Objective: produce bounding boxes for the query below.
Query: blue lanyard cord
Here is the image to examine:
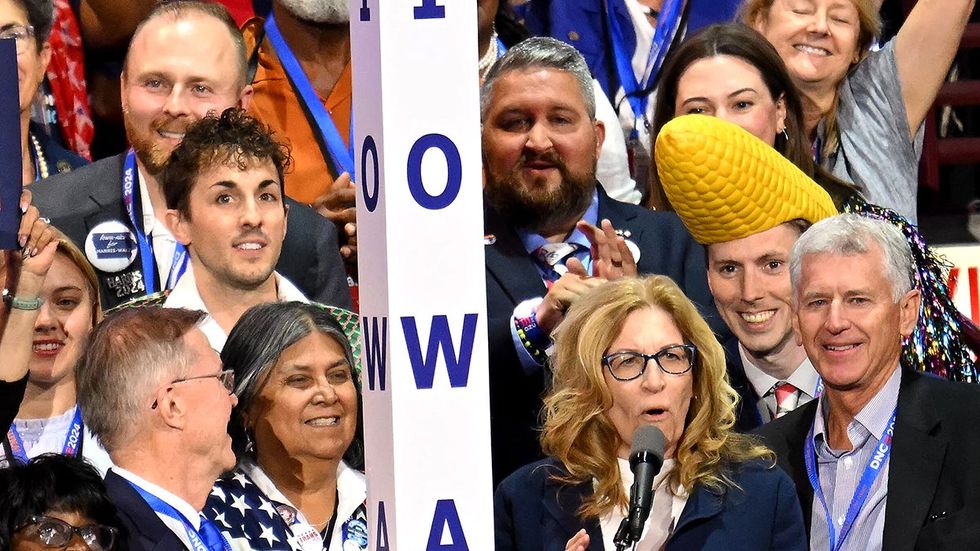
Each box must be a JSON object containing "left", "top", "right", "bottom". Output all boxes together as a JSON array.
[
  {"left": 128, "top": 482, "right": 231, "bottom": 551},
  {"left": 122, "top": 150, "right": 189, "bottom": 294},
  {"left": 264, "top": 14, "right": 355, "bottom": 180},
  {"left": 5, "top": 406, "right": 84, "bottom": 462},
  {"left": 805, "top": 408, "right": 896, "bottom": 551},
  {"left": 604, "top": 0, "right": 684, "bottom": 135}
]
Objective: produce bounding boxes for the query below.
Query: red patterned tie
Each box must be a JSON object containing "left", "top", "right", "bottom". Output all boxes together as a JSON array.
[{"left": 773, "top": 382, "right": 800, "bottom": 419}]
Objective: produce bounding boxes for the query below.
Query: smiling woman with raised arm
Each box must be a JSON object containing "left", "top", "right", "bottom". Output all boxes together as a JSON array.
[
  {"left": 740, "top": 0, "right": 975, "bottom": 223},
  {"left": 494, "top": 275, "right": 806, "bottom": 551},
  {"left": 204, "top": 301, "right": 367, "bottom": 551}
]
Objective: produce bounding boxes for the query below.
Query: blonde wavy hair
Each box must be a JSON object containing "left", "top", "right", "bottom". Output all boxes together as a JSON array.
[
  {"left": 540, "top": 275, "right": 773, "bottom": 519},
  {"left": 739, "top": 0, "right": 882, "bottom": 161}
]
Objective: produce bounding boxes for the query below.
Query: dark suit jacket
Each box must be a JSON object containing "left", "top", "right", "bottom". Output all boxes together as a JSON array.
[
  {"left": 494, "top": 457, "right": 807, "bottom": 550},
  {"left": 724, "top": 335, "right": 766, "bottom": 433},
  {"left": 485, "top": 188, "right": 726, "bottom": 485},
  {"left": 519, "top": 0, "right": 741, "bottom": 102},
  {"left": 104, "top": 469, "right": 189, "bottom": 551},
  {"left": 30, "top": 154, "right": 352, "bottom": 310},
  {"left": 755, "top": 369, "right": 980, "bottom": 550}
]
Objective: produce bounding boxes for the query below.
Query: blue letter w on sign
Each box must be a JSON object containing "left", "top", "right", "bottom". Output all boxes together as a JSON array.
[
  {"left": 401, "top": 314, "right": 478, "bottom": 389},
  {"left": 362, "top": 316, "right": 388, "bottom": 391}
]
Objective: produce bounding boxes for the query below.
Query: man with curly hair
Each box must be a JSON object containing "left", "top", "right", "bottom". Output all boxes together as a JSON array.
[{"left": 155, "top": 108, "right": 308, "bottom": 351}]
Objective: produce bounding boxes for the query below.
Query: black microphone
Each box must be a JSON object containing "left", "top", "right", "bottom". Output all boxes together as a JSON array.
[{"left": 614, "top": 425, "right": 666, "bottom": 550}]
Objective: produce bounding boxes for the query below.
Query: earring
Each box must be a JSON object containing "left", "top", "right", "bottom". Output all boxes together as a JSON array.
[
  {"left": 245, "top": 430, "right": 255, "bottom": 453},
  {"left": 781, "top": 128, "right": 789, "bottom": 142}
]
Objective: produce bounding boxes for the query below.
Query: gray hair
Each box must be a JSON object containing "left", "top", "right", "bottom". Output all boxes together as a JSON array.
[
  {"left": 480, "top": 36, "right": 596, "bottom": 120},
  {"left": 221, "top": 302, "right": 363, "bottom": 468},
  {"left": 789, "top": 214, "right": 914, "bottom": 302},
  {"left": 76, "top": 307, "right": 206, "bottom": 452}
]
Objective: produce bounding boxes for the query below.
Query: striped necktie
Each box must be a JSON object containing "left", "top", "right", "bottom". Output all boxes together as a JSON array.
[{"left": 772, "top": 381, "right": 800, "bottom": 419}]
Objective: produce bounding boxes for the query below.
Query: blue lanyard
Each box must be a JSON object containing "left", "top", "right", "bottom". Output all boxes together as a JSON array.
[
  {"left": 5, "top": 406, "right": 84, "bottom": 462},
  {"left": 128, "top": 482, "right": 231, "bottom": 551},
  {"left": 264, "top": 14, "right": 355, "bottom": 180},
  {"left": 122, "top": 150, "right": 188, "bottom": 294},
  {"left": 604, "top": 0, "right": 684, "bottom": 138},
  {"left": 805, "top": 408, "right": 897, "bottom": 551},
  {"left": 496, "top": 37, "right": 507, "bottom": 58}
]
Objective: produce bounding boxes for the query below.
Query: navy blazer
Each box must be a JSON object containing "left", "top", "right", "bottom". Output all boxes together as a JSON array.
[
  {"left": 104, "top": 469, "right": 189, "bottom": 551},
  {"left": 756, "top": 369, "right": 980, "bottom": 550},
  {"left": 30, "top": 153, "right": 352, "bottom": 310},
  {"left": 495, "top": 457, "right": 807, "bottom": 550},
  {"left": 724, "top": 335, "right": 767, "bottom": 433},
  {"left": 485, "top": 188, "right": 726, "bottom": 486},
  {"left": 519, "top": 0, "right": 742, "bottom": 103}
]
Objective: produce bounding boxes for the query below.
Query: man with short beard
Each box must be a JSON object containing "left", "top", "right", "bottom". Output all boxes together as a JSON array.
[
  {"left": 29, "top": 1, "right": 351, "bottom": 311},
  {"left": 481, "top": 37, "right": 720, "bottom": 485},
  {"left": 242, "top": 0, "right": 359, "bottom": 271}
]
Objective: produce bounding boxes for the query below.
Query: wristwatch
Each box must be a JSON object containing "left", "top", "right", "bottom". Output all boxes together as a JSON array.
[{"left": 2, "top": 290, "right": 44, "bottom": 310}]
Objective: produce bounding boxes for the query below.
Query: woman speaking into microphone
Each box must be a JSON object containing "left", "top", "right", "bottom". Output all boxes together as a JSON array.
[{"left": 494, "top": 275, "right": 806, "bottom": 550}]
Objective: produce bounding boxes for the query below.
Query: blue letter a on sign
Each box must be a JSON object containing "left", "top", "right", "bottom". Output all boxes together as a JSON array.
[
  {"left": 426, "top": 499, "right": 469, "bottom": 550},
  {"left": 362, "top": 316, "right": 388, "bottom": 391},
  {"left": 401, "top": 314, "right": 478, "bottom": 389},
  {"left": 376, "top": 501, "right": 390, "bottom": 551}
]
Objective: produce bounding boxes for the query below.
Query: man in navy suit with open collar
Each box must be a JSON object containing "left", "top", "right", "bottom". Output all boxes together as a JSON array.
[
  {"left": 480, "top": 37, "right": 720, "bottom": 486},
  {"left": 757, "top": 214, "right": 980, "bottom": 550}
]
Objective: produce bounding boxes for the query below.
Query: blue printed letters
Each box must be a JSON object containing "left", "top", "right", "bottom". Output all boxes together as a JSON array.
[
  {"left": 406, "top": 134, "right": 462, "bottom": 210},
  {"left": 401, "top": 314, "right": 477, "bottom": 389},
  {"left": 426, "top": 499, "right": 468, "bottom": 550},
  {"left": 363, "top": 316, "right": 388, "bottom": 391}
]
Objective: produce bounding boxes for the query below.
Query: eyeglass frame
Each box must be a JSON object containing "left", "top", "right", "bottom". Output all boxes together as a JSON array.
[
  {"left": 601, "top": 344, "right": 698, "bottom": 381},
  {"left": 0, "top": 24, "right": 37, "bottom": 56},
  {"left": 151, "top": 369, "right": 236, "bottom": 409},
  {"left": 14, "top": 514, "right": 118, "bottom": 550}
]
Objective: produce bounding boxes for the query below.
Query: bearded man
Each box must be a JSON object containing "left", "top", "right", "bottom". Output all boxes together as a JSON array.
[{"left": 480, "top": 37, "right": 720, "bottom": 485}]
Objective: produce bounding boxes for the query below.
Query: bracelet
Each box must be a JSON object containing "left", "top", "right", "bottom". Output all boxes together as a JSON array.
[
  {"left": 2, "top": 290, "right": 44, "bottom": 311},
  {"left": 514, "top": 310, "right": 551, "bottom": 365}
]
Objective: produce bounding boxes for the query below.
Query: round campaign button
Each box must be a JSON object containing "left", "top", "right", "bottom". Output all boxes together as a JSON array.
[{"left": 84, "top": 220, "right": 138, "bottom": 273}]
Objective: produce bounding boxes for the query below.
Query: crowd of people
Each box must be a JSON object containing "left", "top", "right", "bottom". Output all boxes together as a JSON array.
[{"left": 0, "top": 0, "right": 978, "bottom": 550}]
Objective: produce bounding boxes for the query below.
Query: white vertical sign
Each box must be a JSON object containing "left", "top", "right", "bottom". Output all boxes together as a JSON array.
[{"left": 350, "top": 1, "right": 493, "bottom": 549}]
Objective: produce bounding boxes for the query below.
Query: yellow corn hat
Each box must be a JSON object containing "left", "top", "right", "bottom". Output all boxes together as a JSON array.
[{"left": 655, "top": 115, "right": 837, "bottom": 245}]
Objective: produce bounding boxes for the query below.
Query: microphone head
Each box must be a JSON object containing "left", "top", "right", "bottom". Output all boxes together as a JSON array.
[{"left": 629, "top": 425, "right": 666, "bottom": 470}]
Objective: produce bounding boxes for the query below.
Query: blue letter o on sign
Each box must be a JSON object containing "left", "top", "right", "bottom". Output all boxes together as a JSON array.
[
  {"left": 407, "top": 134, "right": 461, "bottom": 211},
  {"left": 362, "top": 135, "right": 380, "bottom": 212}
]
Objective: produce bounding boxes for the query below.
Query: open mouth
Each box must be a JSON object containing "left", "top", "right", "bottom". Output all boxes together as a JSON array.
[
  {"left": 33, "top": 341, "right": 63, "bottom": 355},
  {"left": 643, "top": 408, "right": 667, "bottom": 418},
  {"left": 305, "top": 416, "right": 339, "bottom": 427},
  {"left": 157, "top": 130, "right": 186, "bottom": 140},
  {"left": 740, "top": 310, "right": 776, "bottom": 324},
  {"left": 824, "top": 343, "right": 860, "bottom": 352},
  {"left": 235, "top": 242, "right": 265, "bottom": 251},
  {"left": 794, "top": 44, "right": 831, "bottom": 57}
]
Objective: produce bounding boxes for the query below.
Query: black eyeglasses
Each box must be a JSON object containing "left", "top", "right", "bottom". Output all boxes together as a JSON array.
[
  {"left": 602, "top": 344, "right": 697, "bottom": 381},
  {"left": 15, "top": 515, "right": 118, "bottom": 550},
  {"left": 0, "top": 24, "right": 36, "bottom": 55},
  {"left": 151, "top": 369, "right": 235, "bottom": 409}
]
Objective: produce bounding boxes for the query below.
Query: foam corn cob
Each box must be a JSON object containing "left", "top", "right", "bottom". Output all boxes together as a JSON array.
[{"left": 655, "top": 114, "right": 837, "bottom": 245}]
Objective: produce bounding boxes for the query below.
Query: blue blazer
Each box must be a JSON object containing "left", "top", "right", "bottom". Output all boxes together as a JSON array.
[
  {"left": 484, "top": 187, "right": 725, "bottom": 486},
  {"left": 495, "top": 457, "right": 807, "bottom": 551},
  {"left": 518, "top": 0, "right": 742, "bottom": 103}
]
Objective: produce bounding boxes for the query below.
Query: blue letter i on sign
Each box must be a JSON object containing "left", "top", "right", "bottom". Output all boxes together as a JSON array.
[
  {"left": 413, "top": 0, "right": 446, "bottom": 19},
  {"left": 359, "top": 0, "right": 370, "bottom": 21}
]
